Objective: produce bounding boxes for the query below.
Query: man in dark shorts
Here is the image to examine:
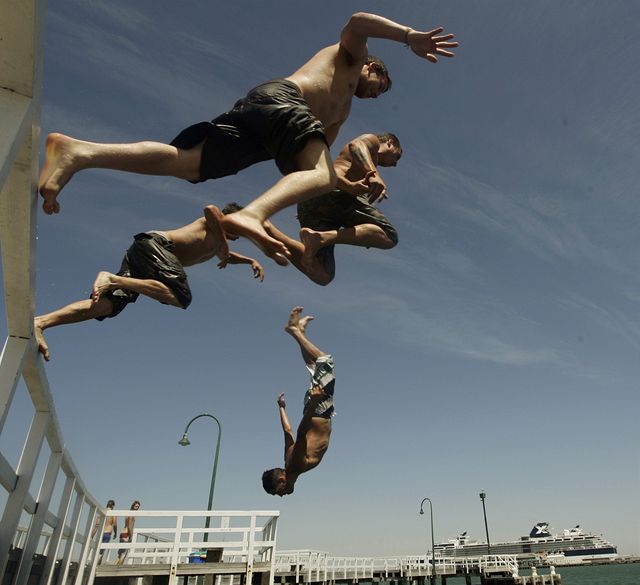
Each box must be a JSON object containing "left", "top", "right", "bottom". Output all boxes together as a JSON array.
[
  {"left": 34, "top": 204, "right": 264, "bottom": 362},
  {"left": 262, "top": 307, "right": 335, "bottom": 497},
  {"left": 264, "top": 133, "right": 402, "bottom": 285},
  {"left": 38, "top": 12, "right": 456, "bottom": 264}
]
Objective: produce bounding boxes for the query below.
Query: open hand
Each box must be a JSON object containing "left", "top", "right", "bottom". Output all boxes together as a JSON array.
[{"left": 407, "top": 27, "right": 458, "bottom": 63}]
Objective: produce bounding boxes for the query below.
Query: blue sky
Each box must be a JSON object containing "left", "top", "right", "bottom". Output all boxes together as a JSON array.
[{"left": 1, "top": 0, "right": 639, "bottom": 556}]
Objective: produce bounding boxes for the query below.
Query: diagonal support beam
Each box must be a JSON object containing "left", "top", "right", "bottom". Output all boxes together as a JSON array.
[{"left": 0, "top": 335, "right": 30, "bottom": 433}]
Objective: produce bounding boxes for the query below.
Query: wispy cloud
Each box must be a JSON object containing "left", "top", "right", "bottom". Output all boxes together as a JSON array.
[
  {"left": 396, "top": 155, "right": 634, "bottom": 277},
  {"left": 46, "top": 11, "right": 239, "bottom": 129},
  {"left": 558, "top": 293, "right": 640, "bottom": 351}
]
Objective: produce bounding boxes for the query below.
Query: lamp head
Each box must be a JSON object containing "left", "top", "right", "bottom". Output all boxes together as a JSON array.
[
  {"left": 178, "top": 434, "right": 191, "bottom": 446},
  {"left": 419, "top": 507, "right": 425, "bottom": 515},
  {"left": 479, "top": 491, "right": 486, "bottom": 500}
]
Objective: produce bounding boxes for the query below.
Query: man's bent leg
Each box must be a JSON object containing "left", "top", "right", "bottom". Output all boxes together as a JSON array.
[
  {"left": 35, "top": 298, "right": 114, "bottom": 361},
  {"left": 92, "top": 272, "right": 182, "bottom": 307},
  {"left": 220, "top": 139, "right": 337, "bottom": 264},
  {"left": 38, "top": 133, "right": 203, "bottom": 214},
  {"left": 265, "top": 222, "right": 333, "bottom": 285},
  {"left": 300, "top": 223, "right": 395, "bottom": 264}
]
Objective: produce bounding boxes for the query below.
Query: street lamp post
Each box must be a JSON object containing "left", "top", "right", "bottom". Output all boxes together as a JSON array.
[
  {"left": 419, "top": 498, "right": 436, "bottom": 585},
  {"left": 479, "top": 491, "right": 491, "bottom": 555},
  {"left": 179, "top": 413, "right": 222, "bottom": 543}
]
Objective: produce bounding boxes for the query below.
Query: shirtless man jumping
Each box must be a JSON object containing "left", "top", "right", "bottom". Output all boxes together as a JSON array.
[
  {"left": 34, "top": 204, "right": 263, "bottom": 361},
  {"left": 38, "top": 12, "right": 457, "bottom": 264},
  {"left": 265, "top": 132, "right": 402, "bottom": 285},
  {"left": 262, "top": 307, "right": 335, "bottom": 497}
]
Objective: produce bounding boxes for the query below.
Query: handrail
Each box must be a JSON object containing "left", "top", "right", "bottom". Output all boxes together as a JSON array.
[
  {"left": 89, "top": 509, "right": 279, "bottom": 585},
  {"left": 273, "top": 550, "right": 522, "bottom": 581}
]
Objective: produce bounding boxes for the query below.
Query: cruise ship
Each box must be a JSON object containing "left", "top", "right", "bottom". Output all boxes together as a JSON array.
[{"left": 435, "top": 523, "right": 618, "bottom": 565}]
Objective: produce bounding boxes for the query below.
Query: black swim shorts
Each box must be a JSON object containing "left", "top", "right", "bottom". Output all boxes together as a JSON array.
[
  {"left": 297, "top": 191, "right": 399, "bottom": 277},
  {"left": 170, "top": 79, "right": 327, "bottom": 181},
  {"left": 97, "top": 232, "right": 192, "bottom": 321}
]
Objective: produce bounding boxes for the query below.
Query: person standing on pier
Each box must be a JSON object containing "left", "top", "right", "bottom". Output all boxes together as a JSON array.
[
  {"left": 116, "top": 500, "right": 141, "bottom": 565},
  {"left": 92, "top": 499, "right": 117, "bottom": 565},
  {"left": 262, "top": 307, "right": 335, "bottom": 496}
]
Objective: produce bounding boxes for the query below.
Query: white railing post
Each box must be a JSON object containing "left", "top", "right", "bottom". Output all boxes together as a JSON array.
[
  {"left": 266, "top": 516, "right": 278, "bottom": 585},
  {"left": 42, "top": 474, "right": 75, "bottom": 585},
  {"left": 168, "top": 513, "right": 184, "bottom": 585},
  {"left": 245, "top": 513, "right": 257, "bottom": 585},
  {"left": 74, "top": 501, "right": 97, "bottom": 585},
  {"left": 86, "top": 508, "right": 106, "bottom": 585},
  {"left": 56, "top": 492, "right": 84, "bottom": 585},
  {"left": 14, "top": 450, "right": 62, "bottom": 585},
  {"left": 0, "top": 409, "right": 49, "bottom": 576}
]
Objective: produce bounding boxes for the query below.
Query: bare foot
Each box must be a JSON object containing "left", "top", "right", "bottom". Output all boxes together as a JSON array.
[
  {"left": 34, "top": 319, "right": 50, "bottom": 362},
  {"left": 299, "top": 228, "right": 325, "bottom": 269},
  {"left": 222, "top": 211, "right": 290, "bottom": 266},
  {"left": 92, "top": 271, "right": 115, "bottom": 304},
  {"left": 203, "top": 205, "right": 230, "bottom": 262},
  {"left": 38, "top": 133, "right": 83, "bottom": 215},
  {"left": 285, "top": 306, "right": 314, "bottom": 335}
]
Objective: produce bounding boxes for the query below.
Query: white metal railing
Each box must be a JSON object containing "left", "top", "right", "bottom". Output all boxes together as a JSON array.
[
  {"left": 91, "top": 510, "right": 279, "bottom": 585},
  {"left": 371, "top": 556, "right": 403, "bottom": 578},
  {"left": 274, "top": 550, "right": 329, "bottom": 582},
  {"left": 275, "top": 551, "right": 520, "bottom": 583},
  {"left": 275, "top": 551, "right": 403, "bottom": 582},
  {"left": 478, "top": 554, "right": 519, "bottom": 574}
]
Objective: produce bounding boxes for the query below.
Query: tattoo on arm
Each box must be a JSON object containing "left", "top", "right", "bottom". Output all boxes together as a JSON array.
[{"left": 348, "top": 138, "right": 377, "bottom": 174}]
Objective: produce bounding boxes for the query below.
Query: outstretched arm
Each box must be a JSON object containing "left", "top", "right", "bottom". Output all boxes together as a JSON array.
[
  {"left": 277, "top": 393, "right": 295, "bottom": 462},
  {"left": 340, "top": 12, "right": 458, "bottom": 63},
  {"left": 217, "top": 251, "right": 265, "bottom": 281}
]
